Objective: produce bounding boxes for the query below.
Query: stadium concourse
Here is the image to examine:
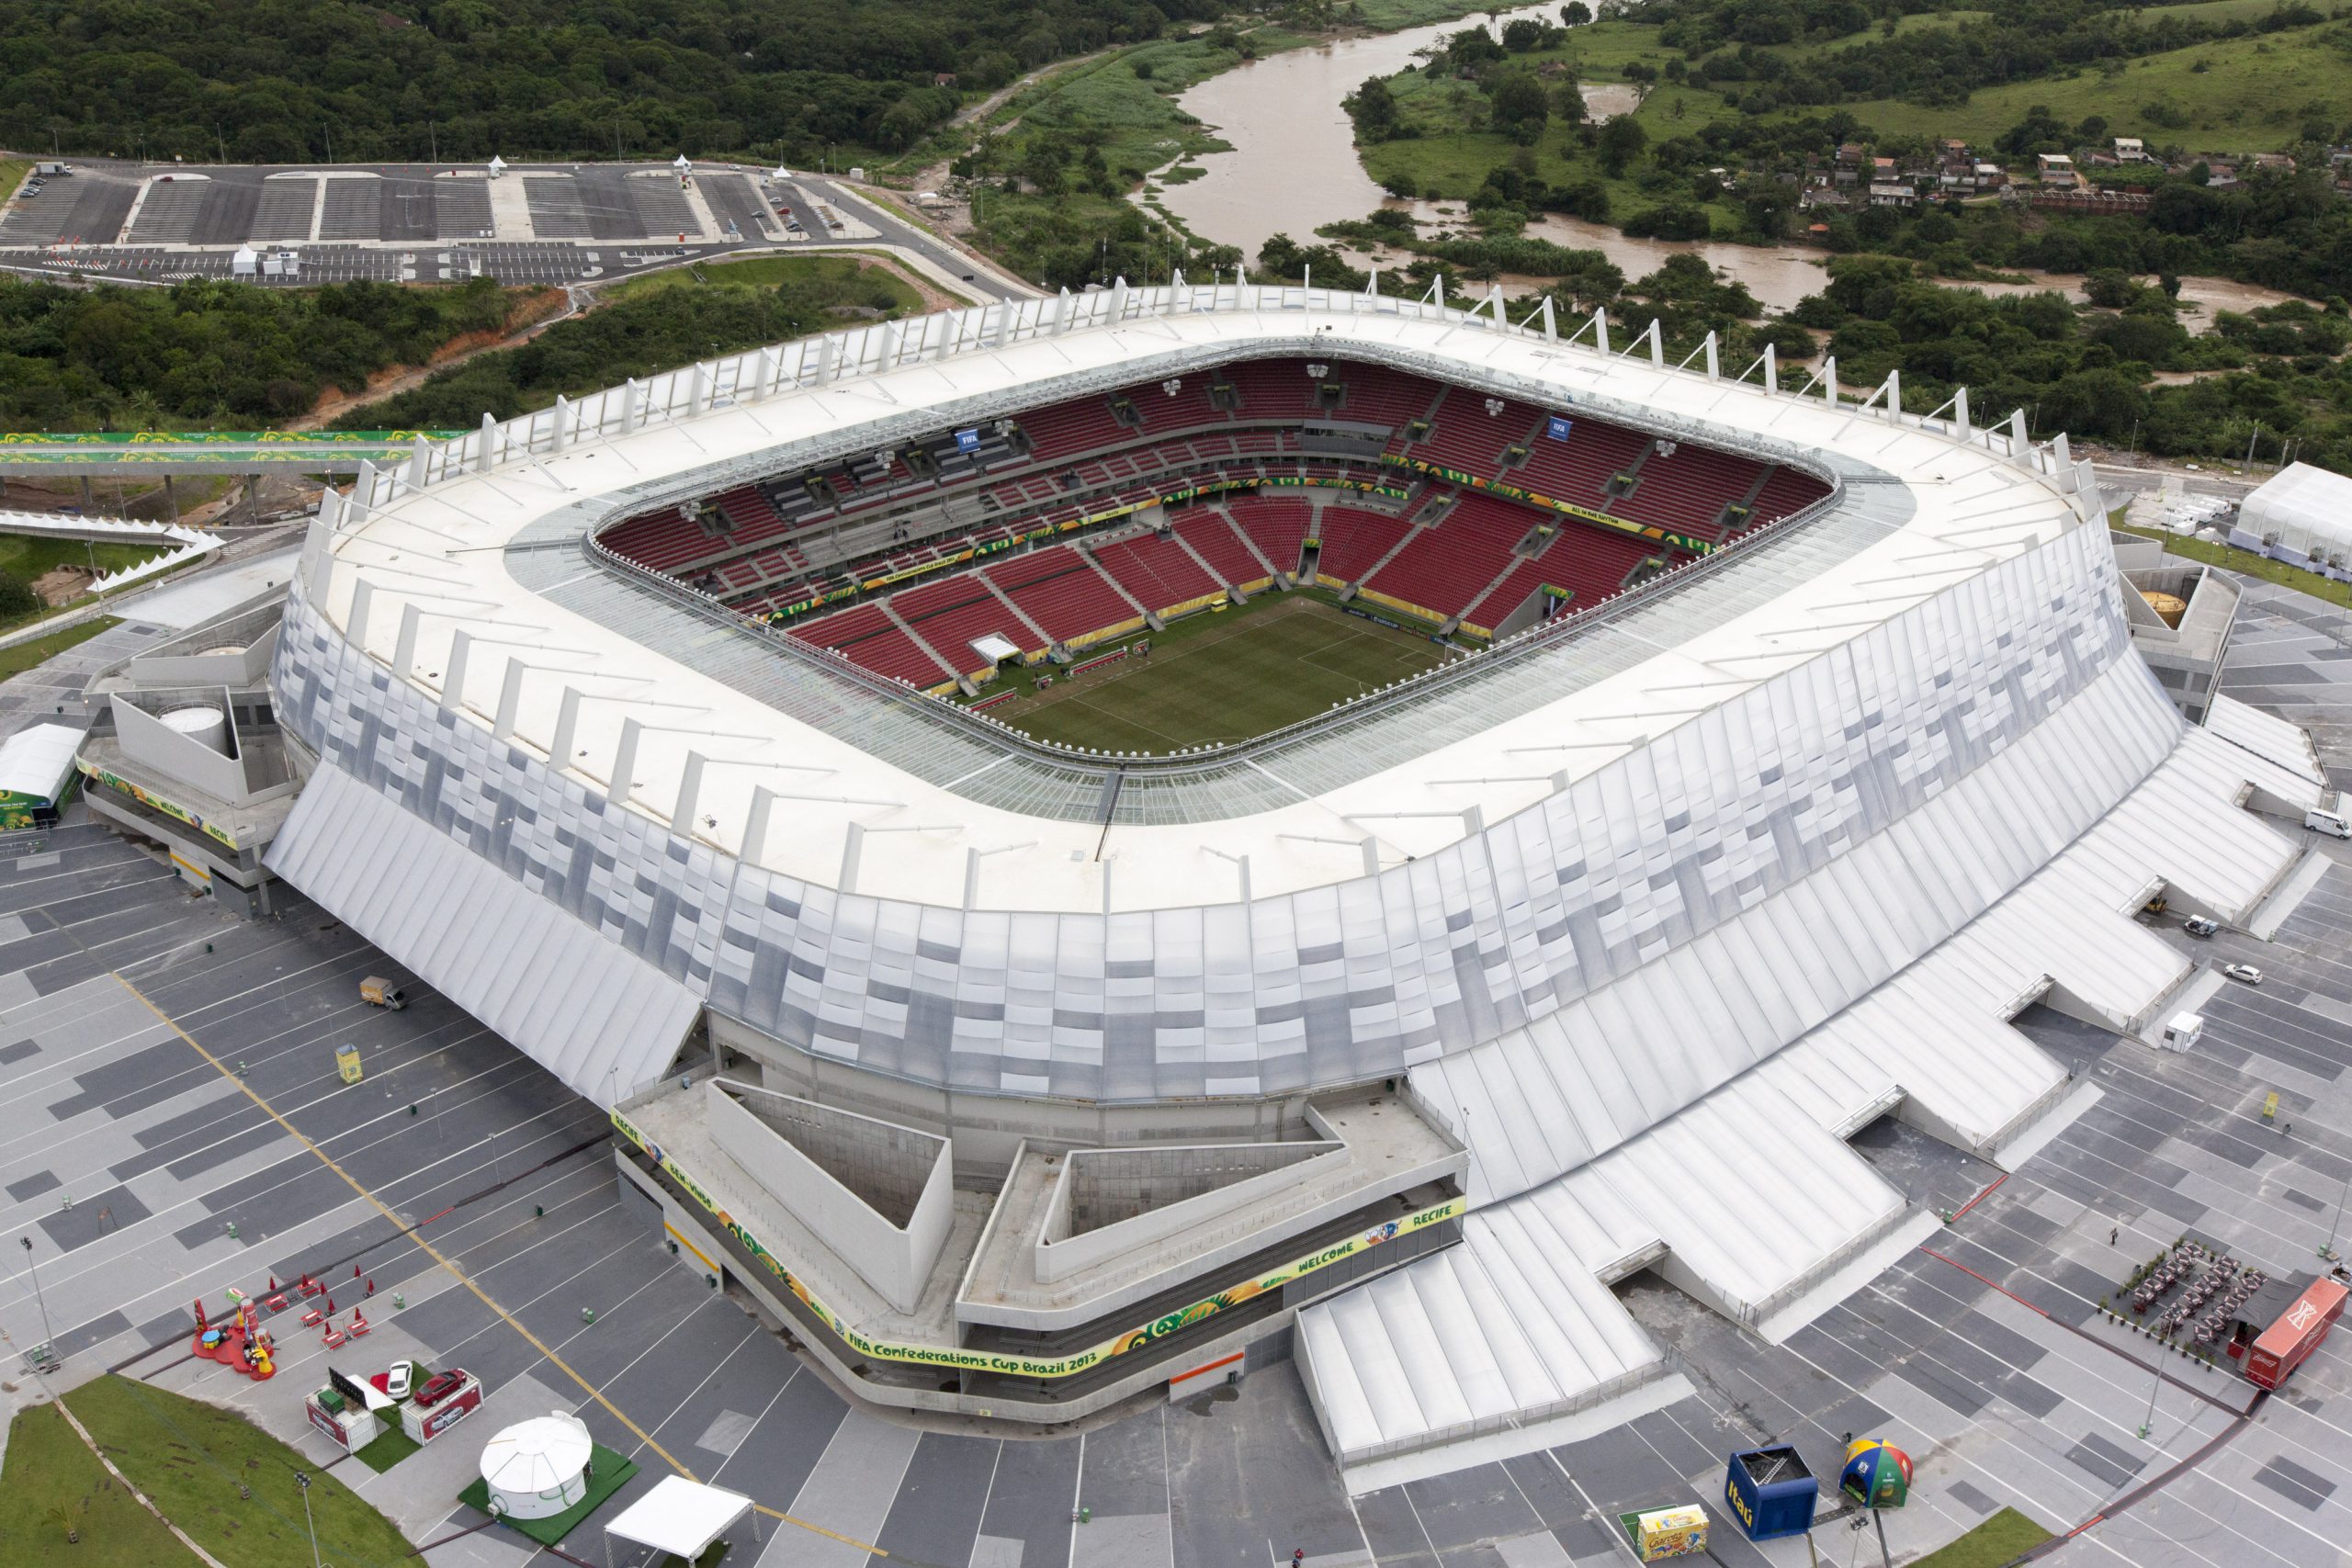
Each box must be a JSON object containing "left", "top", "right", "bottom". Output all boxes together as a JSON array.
[{"left": 253, "top": 276, "right": 2335, "bottom": 1481}]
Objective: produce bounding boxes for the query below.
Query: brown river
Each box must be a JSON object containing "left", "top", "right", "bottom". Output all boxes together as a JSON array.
[{"left": 1155, "top": 11, "right": 2302, "bottom": 329}]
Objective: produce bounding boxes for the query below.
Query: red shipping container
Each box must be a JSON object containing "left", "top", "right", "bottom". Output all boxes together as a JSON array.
[{"left": 2247, "top": 1279, "right": 2347, "bottom": 1390}]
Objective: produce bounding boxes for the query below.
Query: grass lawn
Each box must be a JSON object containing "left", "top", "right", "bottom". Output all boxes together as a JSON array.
[
  {"left": 605, "top": 253, "right": 923, "bottom": 310},
  {"left": 1838, "top": 22, "right": 2352, "bottom": 148},
  {"left": 0, "top": 158, "right": 29, "bottom": 202},
  {"left": 60, "top": 1374, "right": 413, "bottom": 1568},
  {"left": 0, "top": 1401, "right": 198, "bottom": 1567},
  {"left": 0, "top": 530, "right": 165, "bottom": 586},
  {"left": 2114, "top": 521, "right": 2352, "bottom": 610},
  {"left": 975, "top": 592, "right": 1452, "bottom": 750},
  {"left": 1909, "top": 1506, "right": 2055, "bottom": 1567},
  {"left": 0, "top": 616, "right": 120, "bottom": 679}
]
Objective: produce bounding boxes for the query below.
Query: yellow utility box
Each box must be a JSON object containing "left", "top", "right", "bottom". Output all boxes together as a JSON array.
[
  {"left": 335, "top": 1044, "right": 363, "bottom": 1084},
  {"left": 1621, "top": 1506, "right": 1709, "bottom": 1561}
]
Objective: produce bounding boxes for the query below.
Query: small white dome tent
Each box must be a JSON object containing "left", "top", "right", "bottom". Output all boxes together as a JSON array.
[{"left": 478, "top": 1412, "right": 592, "bottom": 1520}]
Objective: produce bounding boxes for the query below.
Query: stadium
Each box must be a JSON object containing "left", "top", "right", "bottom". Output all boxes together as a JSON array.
[{"left": 262, "top": 276, "right": 2330, "bottom": 1474}]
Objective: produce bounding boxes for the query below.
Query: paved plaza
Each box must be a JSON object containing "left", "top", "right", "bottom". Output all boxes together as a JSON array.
[{"left": 0, "top": 566, "right": 2345, "bottom": 1566}]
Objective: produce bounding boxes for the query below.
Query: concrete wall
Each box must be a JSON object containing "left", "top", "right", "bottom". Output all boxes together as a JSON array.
[
  {"left": 111, "top": 694, "right": 250, "bottom": 804},
  {"left": 713, "top": 1015, "right": 1304, "bottom": 1179},
  {"left": 704, "top": 1077, "right": 953, "bottom": 1313},
  {"left": 127, "top": 623, "right": 278, "bottom": 689},
  {"left": 1036, "top": 1140, "right": 1344, "bottom": 1284}
]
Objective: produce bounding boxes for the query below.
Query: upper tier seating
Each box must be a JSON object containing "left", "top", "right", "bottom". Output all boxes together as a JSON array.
[
  {"left": 1747, "top": 466, "right": 1832, "bottom": 526},
  {"left": 1513, "top": 418, "right": 1650, "bottom": 504},
  {"left": 1611, "top": 443, "right": 1771, "bottom": 537},
  {"left": 1016, "top": 398, "right": 1131, "bottom": 464},
  {"left": 1415, "top": 388, "right": 1544, "bottom": 476}
]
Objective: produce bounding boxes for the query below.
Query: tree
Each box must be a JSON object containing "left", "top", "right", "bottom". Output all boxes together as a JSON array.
[
  {"left": 1345, "top": 75, "right": 1401, "bottom": 141},
  {"left": 1596, "top": 115, "right": 1647, "bottom": 175},
  {"left": 0, "top": 576, "right": 36, "bottom": 619},
  {"left": 1561, "top": 1, "right": 1592, "bottom": 21},
  {"left": 1492, "top": 73, "right": 1550, "bottom": 143}
]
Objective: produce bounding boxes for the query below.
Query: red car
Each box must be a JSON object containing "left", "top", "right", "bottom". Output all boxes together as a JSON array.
[{"left": 413, "top": 1369, "right": 469, "bottom": 1408}]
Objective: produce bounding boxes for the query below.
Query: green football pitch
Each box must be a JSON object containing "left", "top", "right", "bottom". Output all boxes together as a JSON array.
[{"left": 985, "top": 594, "right": 1455, "bottom": 751}]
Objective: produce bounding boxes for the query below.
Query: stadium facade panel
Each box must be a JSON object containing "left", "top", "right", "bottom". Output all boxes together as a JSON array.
[{"left": 265, "top": 281, "right": 2327, "bottom": 1465}]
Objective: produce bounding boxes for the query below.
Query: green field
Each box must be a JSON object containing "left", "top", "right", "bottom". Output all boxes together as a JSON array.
[
  {"left": 0, "top": 1401, "right": 197, "bottom": 1567},
  {"left": 41, "top": 1376, "right": 412, "bottom": 1568},
  {"left": 606, "top": 253, "right": 926, "bottom": 308},
  {"left": 981, "top": 593, "right": 1453, "bottom": 751},
  {"left": 0, "top": 616, "right": 121, "bottom": 679},
  {"left": 1842, "top": 25, "right": 2352, "bottom": 147},
  {"left": 1909, "top": 1507, "right": 2055, "bottom": 1567}
]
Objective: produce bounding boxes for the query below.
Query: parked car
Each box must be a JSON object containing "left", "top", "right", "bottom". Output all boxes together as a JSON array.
[
  {"left": 385, "top": 1359, "right": 414, "bottom": 1399},
  {"left": 2222, "top": 963, "right": 2262, "bottom": 986},
  {"left": 2183, "top": 916, "right": 2219, "bottom": 938},
  {"left": 414, "top": 1369, "right": 469, "bottom": 1407}
]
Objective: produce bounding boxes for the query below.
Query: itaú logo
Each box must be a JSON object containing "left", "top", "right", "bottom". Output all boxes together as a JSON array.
[{"left": 1725, "top": 1478, "right": 1756, "bottom": 1529}]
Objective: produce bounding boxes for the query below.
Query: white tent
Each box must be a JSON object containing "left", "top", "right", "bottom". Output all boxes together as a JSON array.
[
  {"left": 478, "top": 1413, "right": 593, "bottom": 1520},
  {"left": 602, "top": 1475, "right": 759, "bottom": 1566},
  {"left": 0, "top": 723, "right": 84, "bottom": 812},
  {"left": 2236, "top": 461, "right": 2352, "bottom": 570},
  {"left": 230, "top": 245, "right": 259, "bottom": 276},
  {"left": 488, "top": 154, "right": 507, "bottom": 178}
]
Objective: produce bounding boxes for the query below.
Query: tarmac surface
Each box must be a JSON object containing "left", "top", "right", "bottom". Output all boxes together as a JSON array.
[
  {"left": 0, "top": 159, "right": 1026, "bottom": 300},
  {"left": 0, "top": 568, "right": 2346, "bottom": 1567}
]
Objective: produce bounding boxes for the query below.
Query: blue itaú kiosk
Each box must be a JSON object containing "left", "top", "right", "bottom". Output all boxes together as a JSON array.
[{"left": 1724, "top": 1445, "right": 1820, "bottom": 1542}]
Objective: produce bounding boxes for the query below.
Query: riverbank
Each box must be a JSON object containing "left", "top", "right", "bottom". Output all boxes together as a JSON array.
[{"left": 879, "top": 1, "right": 1517, "bottom": 288}]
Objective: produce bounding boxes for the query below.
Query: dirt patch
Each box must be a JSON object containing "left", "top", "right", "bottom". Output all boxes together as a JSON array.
[
  {"left": 296, "top": 286, "right": 571, "bottom": 429},
  {"left": 31, "top": 566, "right": 92, "bottom": 605},
  {"left": 843, "top": 254, "right": 966, "bottom": 313}
]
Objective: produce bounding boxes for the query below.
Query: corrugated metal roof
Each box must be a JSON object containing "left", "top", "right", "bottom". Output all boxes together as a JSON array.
[{"left": 266, "top": 763, "right": 700, "bottom": 1105}]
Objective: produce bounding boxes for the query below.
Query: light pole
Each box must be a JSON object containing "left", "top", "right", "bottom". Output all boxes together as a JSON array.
[
  {"left": 2138, "top": 1346, "right": 2164, "bottom": 1439},
  {"left": 18, "top": 1237, "right": 56, "bottom": 1363},
  {"left": 296, "top": 1472, "right": 322, "bottom": 1568},
  {"left": 2323, "top": 1162, "right": 2350, "bottom": 1262}
]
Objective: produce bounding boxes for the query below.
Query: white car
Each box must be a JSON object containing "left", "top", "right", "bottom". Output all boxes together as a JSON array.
[
  {"left": 2222, "top": 963, "right": 2262, "bottom": 986},
  {"left": 385, "top": 1359, "right": 414, "bottom": 1399}
]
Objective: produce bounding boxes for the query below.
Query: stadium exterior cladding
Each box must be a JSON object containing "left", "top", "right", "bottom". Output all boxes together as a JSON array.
[{"left": 263, "top": 277, "right": 2326, "bottom": 1467}]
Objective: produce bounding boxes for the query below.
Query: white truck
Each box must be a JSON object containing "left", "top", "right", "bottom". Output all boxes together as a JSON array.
[
  {"left": 34, "top": 162, "right": 71, "bottom": 176},
  {"left": 2307, "top": 792, "right": 2352, "bottom": 839}
]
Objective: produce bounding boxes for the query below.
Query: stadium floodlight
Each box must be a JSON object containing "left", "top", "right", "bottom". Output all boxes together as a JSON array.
[
  {"left": 1657, "top": 440, "right": 1679, "bottom": 458},
  {"left": 1483, "top": 398, "right": 1506, "bottom": 417},
  {"left": 1162, "top": 378, "right": 1183, "bottom": 397},
  {"left": 1305, "top": 363, "right": 1329, "bottom": 379},
  {"left": 680, "top": 498, "right": 703, "bottom": 521}
]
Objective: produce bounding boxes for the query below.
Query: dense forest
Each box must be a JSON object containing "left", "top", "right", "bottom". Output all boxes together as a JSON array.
[
  {"left": 0, "top": 274, "right": 519, "bottom": 428},
  {"left": 332, "top": 254, "right": 917, "bottom": 427},
  {"left": 1657, "top": 0, "right": 2332, "bottom": 111},
  {"left": 0, "top": 0, "right": 1210, "bottom": 165}
]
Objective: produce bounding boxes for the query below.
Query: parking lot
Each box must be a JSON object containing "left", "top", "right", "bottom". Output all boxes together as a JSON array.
[{"left": 0, "top": 158, "right": 1026, "bottom": 299}]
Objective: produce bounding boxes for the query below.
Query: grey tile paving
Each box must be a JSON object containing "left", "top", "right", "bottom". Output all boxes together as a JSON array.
[{"left": 2251, "top": 1455, "right": 2336, "bottom": 1510}]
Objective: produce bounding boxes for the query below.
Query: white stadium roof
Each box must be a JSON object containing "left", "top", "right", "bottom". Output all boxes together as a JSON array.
[{"left": 264, "top": 278, "right": 2328, "bottom": 1471}]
